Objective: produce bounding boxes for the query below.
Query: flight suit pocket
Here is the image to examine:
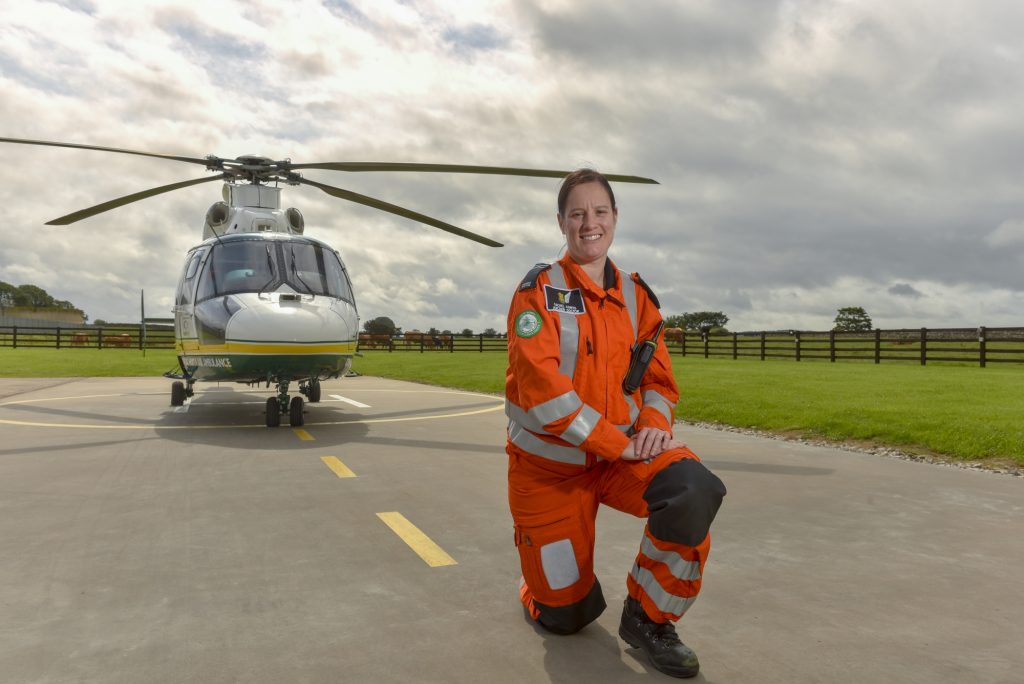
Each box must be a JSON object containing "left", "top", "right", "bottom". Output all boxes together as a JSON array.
[{"left": 515, "top": 514, "right": 585, "bottom": 594}]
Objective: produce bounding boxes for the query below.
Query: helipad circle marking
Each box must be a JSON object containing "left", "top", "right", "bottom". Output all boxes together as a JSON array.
[{"left": 0, "top": 388, "right": 504, "bottom": 430}]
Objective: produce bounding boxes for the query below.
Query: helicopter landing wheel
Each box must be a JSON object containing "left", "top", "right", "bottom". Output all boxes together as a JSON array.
[
  {"left": 308, "top": 379, "right": 321, "bottom": 403},
  {"left": 265, "top": 397, "right": 281, "bottom": 427},
  {"left": 289, "top": 396, "right": 304, "bottom": 427},
  {"left": 171, "top": 381, "right": 186, "bottom": 406}
]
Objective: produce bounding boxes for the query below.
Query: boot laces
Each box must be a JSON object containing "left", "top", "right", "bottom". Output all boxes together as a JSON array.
[{"left": 649, "top": 620, "right": 682, "bottom": 646}]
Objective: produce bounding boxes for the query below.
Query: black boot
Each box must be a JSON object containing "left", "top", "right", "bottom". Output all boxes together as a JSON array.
[{"left": 618, "top": 597, "right": 700, "bottom": 678}]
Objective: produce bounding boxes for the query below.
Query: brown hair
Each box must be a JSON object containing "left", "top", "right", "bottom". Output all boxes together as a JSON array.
[{"left": 557, "top": 168, "right": 617, "bottom": 216}]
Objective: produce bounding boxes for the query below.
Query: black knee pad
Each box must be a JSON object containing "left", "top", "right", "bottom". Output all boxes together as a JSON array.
[
  {"left": 534, "top": 578, "right": 606, "bottom": 635},
  {"left": 644, "top": 459, "right": 727, "bottom": 547}
]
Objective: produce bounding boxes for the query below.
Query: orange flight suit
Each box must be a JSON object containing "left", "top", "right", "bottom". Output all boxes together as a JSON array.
[{"left": 506, "top": 255, "right": 726, "bottom": 634}]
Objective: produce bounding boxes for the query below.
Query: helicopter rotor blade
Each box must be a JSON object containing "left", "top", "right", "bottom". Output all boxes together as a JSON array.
[
  {"left": 288, "top": 162, "right": 659, "bottom": 185},
  {"left": 295, "top": 177, "right": 503, "bottom": 248},
  {"left": 46, "top": 174, "right": 230, "bottom": 225},
  {"left": 0, "top": 136, "right": 217, "bottom": 167}
]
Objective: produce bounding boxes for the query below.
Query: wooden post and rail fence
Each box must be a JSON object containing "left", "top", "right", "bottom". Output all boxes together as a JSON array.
[{"left": 2, "top": 325, "right": 1023, "bottom": 367}]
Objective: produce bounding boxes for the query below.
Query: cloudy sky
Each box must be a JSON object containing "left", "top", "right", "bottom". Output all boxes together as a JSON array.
[{"left": 1, "top": 0, "right": 1022, "bottom": 333}]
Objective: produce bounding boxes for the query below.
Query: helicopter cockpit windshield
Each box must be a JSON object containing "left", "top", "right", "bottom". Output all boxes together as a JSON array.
[{"left": 196, "top": 237, "right": 354, "bottom": 303}]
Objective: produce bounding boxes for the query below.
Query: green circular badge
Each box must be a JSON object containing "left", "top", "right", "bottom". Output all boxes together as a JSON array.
[{"left": 515, "top": 310, "right": 542, "bottom": 338}]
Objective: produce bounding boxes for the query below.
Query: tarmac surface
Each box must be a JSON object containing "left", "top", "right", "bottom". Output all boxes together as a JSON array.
[{"left": 0, "top": 376, "right": 1021, "bottom": 684}]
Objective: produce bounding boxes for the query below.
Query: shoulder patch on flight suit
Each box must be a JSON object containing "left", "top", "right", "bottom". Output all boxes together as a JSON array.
[
  {"left": 514, "top": 309, "right": 543, "bottom": 338},
  {"left": 633, "top": 273, "right": 661, "bottom": 309},
  {"left": 519, "top": 263, "right": 552, "bottom": 291},
  {"left": 543, "top": 285, "right": 586, "bottom": 315}
]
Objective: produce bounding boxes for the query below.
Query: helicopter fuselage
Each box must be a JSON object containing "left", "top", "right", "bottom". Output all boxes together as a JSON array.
[{"left": 172, "top": 185, "right": 358, "bottom": 390}]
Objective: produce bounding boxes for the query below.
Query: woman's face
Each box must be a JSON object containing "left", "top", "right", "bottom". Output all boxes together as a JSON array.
[{"left": 558, "top": 182, "right": 618, "bottom": 265}]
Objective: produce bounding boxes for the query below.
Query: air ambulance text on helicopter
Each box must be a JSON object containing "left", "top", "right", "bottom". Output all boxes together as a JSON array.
[{"left": 0, "top": 136, "right": 657, "bottom": 427}]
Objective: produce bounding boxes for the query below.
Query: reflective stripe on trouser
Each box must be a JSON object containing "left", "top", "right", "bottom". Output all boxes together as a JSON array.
[{"left": 626, "top": 526, "right": 710, "bottom": 622}]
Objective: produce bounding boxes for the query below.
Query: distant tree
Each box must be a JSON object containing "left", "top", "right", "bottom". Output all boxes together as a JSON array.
[
  {"left": 833, "top": 307, "right": 873, "bottom": 332},
  {"left": 363, "top": 316, "right": 398, "bottom": 335},
  {"left": 441, "top": 329, "right": 452, "bottom": 335},
  {"left": 482, "top": 327, "right": 498, "bottom": 337},
  {"left": 460, "top": 328, "right": 474, "bottom": 336},
  {"left": 428, "top": 326, "right": 440, "bottom": 336},
  {"left": 94, "top": 319, "right": 108, "bottom": 326},
  {"left": 0, "top": 281, "right": 16, "bottom": 308},
  {"left": 15, "top": 284, "right": 55, "bottom": 308},
  {"left": 667, "top": 311, "right": 729, "bottom": 333}
]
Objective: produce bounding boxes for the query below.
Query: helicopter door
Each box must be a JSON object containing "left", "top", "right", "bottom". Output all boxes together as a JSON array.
[{"left": 173, "top": 249, "right": 205, "bottom": 343}]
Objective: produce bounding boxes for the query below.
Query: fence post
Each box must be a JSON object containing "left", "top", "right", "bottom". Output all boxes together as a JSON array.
[
  {"left": 98, "top": 327, "right": 104, "bottom": 349},
  {"left": 388, "top": 335, "right": 393, "bottom": 353},
  {"left": 57, "top": 327, "right": 62, "bottom": 350},
  {"left": 920, "top": 327, "right": 927, "bottom": 366},
  {"left": 703, "top": 333, "right": 709, "bottom": 359},
  {"left": 479, "top": 334, "right": 483, "bottom": 353},
  {"left": 12, "top": 326, "right": 16, "bottom": 349},
  {"left": 978, "top": 326, "right": 986, "bottom": 368},
  {"left": 732, "top": 332, "right": 738, "bottom": 359},
  {"left": 829, "top": 330, "right": 835, "bottom": 362},
  {"left": 874, "top": 329, "right": 881, "bottom": 364},
  {"left": 760, "top": 331, "right": 765, "bottom": 361},
  {"left": 795, "top": 331, "right": 801, "bottom": 362},
  {"left": 681, "top": 331, "right": 687, "bottom": 357}
]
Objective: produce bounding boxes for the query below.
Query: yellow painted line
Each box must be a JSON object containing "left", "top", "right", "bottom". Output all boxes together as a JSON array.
[
  {"left": 320, "top": 456, "right": 356, "bottom": 478},
  {"left": 293, "top": 428, "right": 315, "bottom": 441},
  {"left": 376, "top": 512, "right": 457, "bottom": 568}
]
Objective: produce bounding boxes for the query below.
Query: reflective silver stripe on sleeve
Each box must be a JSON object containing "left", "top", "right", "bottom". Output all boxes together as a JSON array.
[
  {"left": 642, "top": 389, "right": 675, "bottom": 424},
  {"left": 640, "top": 536, "right": 701, "bottom": 581},
  {"left": 508, "top": 419, "right": 588, "bottom": 465},
  {"left": 530, "top": 390, "right": 584, "bottom": 425},
  {"left": 625, "top": 393, "right": 640, "bottom": 424},
  {"left": 505, "top": 391, "right": 584, "bottom": 434},
  {"left": 630, "top": 562, "right": 698, "bottom": 617},
  {"left": 620, "top": 270, "right": 638, "bottom": 341},
  {"left": 560, "top": 404, "right": 602, "bottom": 446},
  {"left": 548, "top": 265, "right": 579, "bottom": 378}
]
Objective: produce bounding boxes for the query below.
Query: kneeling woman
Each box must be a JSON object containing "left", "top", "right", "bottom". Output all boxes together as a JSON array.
[{"left": 505, "top": 168, "right": 726, "bottom": 679}]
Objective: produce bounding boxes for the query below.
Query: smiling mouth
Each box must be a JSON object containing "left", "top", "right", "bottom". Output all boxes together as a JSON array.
[{"left": 581, "top": 233, "right": 603, "bottom": 241}]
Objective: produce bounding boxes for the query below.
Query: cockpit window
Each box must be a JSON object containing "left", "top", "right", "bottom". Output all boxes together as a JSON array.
[
  {"left": 195, "top": 238, "right": 354, "bottom": 303},
  {"left": 197, "top": 240, "right": 277, "bottom": 302},
  {"left": 286, "top": 242, "right": 353, "bottom": 301}
]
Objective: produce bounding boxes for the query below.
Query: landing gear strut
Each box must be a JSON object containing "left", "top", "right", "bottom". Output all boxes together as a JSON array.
[{"left": 265, "top": 377, "right": 304, "bottom": 427}]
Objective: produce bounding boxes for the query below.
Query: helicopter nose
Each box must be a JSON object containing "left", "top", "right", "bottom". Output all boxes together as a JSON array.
[{"left": 226, "top": 301, "right": 352, "bottom": 343}]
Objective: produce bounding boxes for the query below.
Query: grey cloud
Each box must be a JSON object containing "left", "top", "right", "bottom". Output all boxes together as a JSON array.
[
  {"left": 888, "top": 283, "right": 923, "bottom": 298},
  {"left": 522, "top": 0, "right": 778, "bottom": 69}
]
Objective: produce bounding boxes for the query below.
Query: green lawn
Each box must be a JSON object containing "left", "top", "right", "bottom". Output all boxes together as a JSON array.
[
  {"left": 2, "top": 347, "right": 1021, "bottom": 465},
  {"left": 352, "top": 351, "right": 1023, "bottom": 465},
  {"left": 0, "top": 348, "right": 180, "bottom": 377}
]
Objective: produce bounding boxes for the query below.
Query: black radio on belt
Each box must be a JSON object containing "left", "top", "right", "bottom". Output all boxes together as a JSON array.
[{"left": 623, "top": 321, "right": 665, "bottom": 394}]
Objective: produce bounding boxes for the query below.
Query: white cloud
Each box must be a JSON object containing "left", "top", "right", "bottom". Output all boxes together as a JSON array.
[{"left": 1, "top": 0, "right": 1022, "bottom": 333}]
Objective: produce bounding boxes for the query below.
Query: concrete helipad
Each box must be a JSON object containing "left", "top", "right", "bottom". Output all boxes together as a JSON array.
[{"left": 0, "top": 376, "right": 1021, "bottom": 683}]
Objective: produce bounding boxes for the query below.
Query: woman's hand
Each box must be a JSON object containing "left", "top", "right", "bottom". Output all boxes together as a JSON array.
[{"left": 619, "top": 428, "right": 687, "bottom": 461}]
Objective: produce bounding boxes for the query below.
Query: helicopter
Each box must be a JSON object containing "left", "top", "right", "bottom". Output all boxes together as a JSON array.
[{"left": 0, "top": 136, "right": 657, "bottom": 427}]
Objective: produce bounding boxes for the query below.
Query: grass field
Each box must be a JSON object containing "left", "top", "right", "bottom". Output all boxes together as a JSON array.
[
  {"left": 351, "top": 351, "right": 1024, "bottom": 466},
  {"left": 0, "top": 348, "right": 180, "bottom": 377},
  {"left": 2, "top": 347, "right": 1021, "bottom": 466}
]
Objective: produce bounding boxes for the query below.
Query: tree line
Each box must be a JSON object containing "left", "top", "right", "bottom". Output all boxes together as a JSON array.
[
  {"left": 664, "top": 307, "right": 873, "bottom": 333},
  {"left": 362, "top": 308, "right": 874, "bottom": 338},
  {"left": 0, "top": 281, "right": 81, "bottom": 312},
  {"left": 362, "top": 316, "right": 499, "bottom": 337}
]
